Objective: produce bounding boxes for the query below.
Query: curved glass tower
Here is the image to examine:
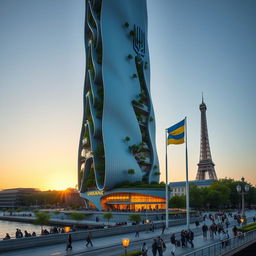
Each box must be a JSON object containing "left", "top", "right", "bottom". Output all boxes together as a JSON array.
[{"left": 78, "top": 0, "right": 163, "bottom": 210}]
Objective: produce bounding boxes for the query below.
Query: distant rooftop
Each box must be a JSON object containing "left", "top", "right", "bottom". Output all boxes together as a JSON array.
[
  {"left": 0, "top": 188, "right": 40, "bottom": 193},
  {"left": 169, "top": 179, "right": 215, "bottom": 188}
]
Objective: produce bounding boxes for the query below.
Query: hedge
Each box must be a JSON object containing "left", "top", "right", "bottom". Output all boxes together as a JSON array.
[
  {"left": 238, "top": 223, "right": 256, "bottom": 232},
  {"left": 117, "top": 250, "right": 141, "bottom": 256}
]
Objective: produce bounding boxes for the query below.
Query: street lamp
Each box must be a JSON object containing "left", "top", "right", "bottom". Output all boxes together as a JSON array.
[
  {"left": 236, "top": 177, "right": 250, "bottom": 222},
  {"left": 122, "top": 238, "right": 130, "bottom": 256}
]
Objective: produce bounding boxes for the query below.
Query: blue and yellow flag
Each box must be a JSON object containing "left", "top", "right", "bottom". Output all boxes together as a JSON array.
[{"left": 167, "top": 119, "right": 185, "bottom": 145}]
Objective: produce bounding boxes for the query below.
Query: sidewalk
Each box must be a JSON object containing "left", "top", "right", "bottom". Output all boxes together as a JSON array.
[{"left": 1, "top": 210, "right": 255, "bottom": 256}]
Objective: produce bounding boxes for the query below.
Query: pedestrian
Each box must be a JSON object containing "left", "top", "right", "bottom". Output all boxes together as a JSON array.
[
  {"left": 156, "top": 236, "right": 163, "bottom": 256},
  {"left": 66, "top": 234, "right": 72, "bottom": 251},
  {"left": 181, "top": 230, "right": 186, "bottom": 247},
  {"left": 233, "top": 225, "right": 238, "bottom": 237},
  {"left": 187, "top": 229, "right": 194, "bottom": 248},
  {"left": 160, "top": 237, "right": 166, "bottom": 252},
  {"left": 161, "top": 223, "right": 166, "bottom": 234},
  {"left": 170, "top": 234, "right": 176, "bottom": 256},
  {"left": 151, "top": 222, "right": 155, "bottom": 232},
  {"left": 209, "top": 224, "right": 214, "bottom": 240},
  {"left": 225, "top": 220, "right": 230, "bottom": 229},
  {"left": 220, "top": 230, "right": 226, "bottom": 248},
  {"left": 225, "top": 230, "right": 230, "bottom": 246},
  {"left": 184, "top": 230, "right": 189, "bottom": 247},
  {"left": 141, "top": 242, "right": 148, "bottom": 256},
  {"left": 3, "top": 233, "right": 11, "bottom": 240},
  {"left": 152, "top": 239, "right": 157, "bottom": 256},
  {"left": 85, "top": 232, "right": 93, "bottom": 247},
  {"left": 202, "top": 224, "right": 208, "bottom": 240},
  {"left": 135, "top": 227, "right": 140, "bottom": 238}
]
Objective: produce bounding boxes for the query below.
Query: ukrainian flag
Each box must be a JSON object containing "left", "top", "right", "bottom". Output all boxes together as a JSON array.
[{"left": 167, "top": 119, "right": 185, "bottom": 145}]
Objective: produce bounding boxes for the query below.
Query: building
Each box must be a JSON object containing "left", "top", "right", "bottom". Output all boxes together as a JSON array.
[
  {"left": 196, "top": 96, "right": 218, "bottom": 180},
  {"left": 78, "top": 0, "right": 165, "bottom": 211},
  {"left": 64, "top": 188, "right": 85, "bottom": 208},
  {"left": 170, "top": 179, "right": 214, "bottom": 197},
  {"left": 0, "top": 188, "right": 39, "bottom": 209}
]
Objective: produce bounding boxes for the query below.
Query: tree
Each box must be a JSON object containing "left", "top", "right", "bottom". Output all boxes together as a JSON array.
[
  {"left": 207, "top": 182, "right": 231, "bottom": 208},
  {"left": 129, "top": 214, "right": 141, "bottom": 224},
  {"left": 169, "top": 195, "right": 186, "bottom": 209},
  {"left": 34, "top": 212, "right": 51, "bottom": 228},
  {"left": 190, "top": 184, "right": 204, "bottom": 209},
  {"left": 103, "top": 212, "right": 113, "bottom": 224},
  {"left": 70, "top": 212, "right": 86, "bottom": 222}
]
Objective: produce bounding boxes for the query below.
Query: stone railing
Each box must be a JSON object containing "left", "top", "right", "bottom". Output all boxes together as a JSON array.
[{"left": 0, "top": 216, "right": 202, "bottom": 252}]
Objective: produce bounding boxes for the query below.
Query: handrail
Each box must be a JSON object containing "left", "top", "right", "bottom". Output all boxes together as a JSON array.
[{"left": 183, "top": 229, "right": 256, "bottom": 256}]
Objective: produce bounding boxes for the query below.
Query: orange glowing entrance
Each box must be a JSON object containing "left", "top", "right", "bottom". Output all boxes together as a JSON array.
[{"left": 101, "top": 192, "right": 165, "bottom": 211}]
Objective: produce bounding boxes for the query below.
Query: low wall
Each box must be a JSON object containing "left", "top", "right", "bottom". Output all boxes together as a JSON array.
[{"left": 0, "top": 217, "right": 202, "bottom": 252}]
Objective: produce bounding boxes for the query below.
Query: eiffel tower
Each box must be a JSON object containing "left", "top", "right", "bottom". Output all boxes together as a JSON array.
[{"left": 196, "top": 96, "right": 218, "bottom": 180}]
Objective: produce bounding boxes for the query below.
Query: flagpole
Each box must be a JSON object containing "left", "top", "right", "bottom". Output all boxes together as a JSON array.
[
  {"left": 165, "top": 129, "right": 169, "bottom": 229},
  {"left": 185, "top": 116, "right": 190, "bottom": 229}
]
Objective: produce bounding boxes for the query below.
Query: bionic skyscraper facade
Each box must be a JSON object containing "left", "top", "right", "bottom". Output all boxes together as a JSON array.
[{"left": 78, "top": 0, "right": 163, "bottom": 210}]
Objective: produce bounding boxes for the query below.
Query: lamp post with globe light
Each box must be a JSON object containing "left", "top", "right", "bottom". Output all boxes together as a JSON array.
[
  {"left": 236, "top": 177, "right": 250, "bottom": 223},
  {"left": 122, "top": 238, "right": 130, "bottom": 256}
]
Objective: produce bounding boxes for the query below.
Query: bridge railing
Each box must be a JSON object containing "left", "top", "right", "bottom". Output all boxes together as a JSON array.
[{"left": 183, "top": 229, "right": 256, "bottom": 256}]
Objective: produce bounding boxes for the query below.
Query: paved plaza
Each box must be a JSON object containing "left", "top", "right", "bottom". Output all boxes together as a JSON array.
[{"left": 0, "top": 210, "right": 255, "bottom": 256}]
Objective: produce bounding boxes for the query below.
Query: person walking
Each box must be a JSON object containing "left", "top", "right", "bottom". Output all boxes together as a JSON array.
[
  {"left": 187, "top": 229, "right": 194, "bottom": 248},
  {"left": 233, "top": 225, "right": 238, "bottom": 237},
  {"left": 220, "top": 230, "right": 226, "bottom": 248},
  {"left": 135, "top": 226, "right": 140, "bottom": 238},
  {"left": 85, "top": 232, "right": 93, "bottom": 247},
  {"left": 156, "top": 236, "right": 163, "bottom": 256},
  {"left": 152, "top": 239, "right": 157, "bottom": 256},
  {"left": 141, "top": 242, "right": 148, "bottom": 256},
  {"left": 170, "top": 234, "right": 176, "bottom": 256},
  {"left": 161, "top": 223, "right": 166, "bottom": 234},
  {"left": 66, "top": 234, "right": 72, "bottom": 251},
  {"left": 181, "top": 230, "right": 186, "bottom": 248},
  {"left": 151, "top": 222, "right": 155, "bottom": 232},
  {"left": 202, "top": 224, "right": 208, "bottom": 240},
  {"left": 209, "top": 224, "right": 214, "bottom": 240}
]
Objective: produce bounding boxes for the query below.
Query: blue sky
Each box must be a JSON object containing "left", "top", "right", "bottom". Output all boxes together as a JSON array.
[{"left": 0, "top": 0, "right": 255, "bottom": 190}]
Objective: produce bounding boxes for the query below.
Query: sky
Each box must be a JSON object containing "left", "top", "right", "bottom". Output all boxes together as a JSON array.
[{"left": 0, "top": 0, "right": 255, "bottom": 191}]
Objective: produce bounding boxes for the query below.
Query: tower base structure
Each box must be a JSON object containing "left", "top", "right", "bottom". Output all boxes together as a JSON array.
[
  {"left": 80, "top": 188, "right": 166, "bottom": 211},
  {"left": 196, "top": 160, "right": 217, "bottom": 180}
]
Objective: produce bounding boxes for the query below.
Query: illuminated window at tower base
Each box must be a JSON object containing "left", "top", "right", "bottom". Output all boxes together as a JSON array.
[{"left": 100, "top": 193, "right": 166, "bottom": 211}]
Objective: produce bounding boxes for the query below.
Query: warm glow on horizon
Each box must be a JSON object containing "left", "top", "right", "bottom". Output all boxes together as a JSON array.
[{"left": 0, "top": 1, "right": 255, "bottom": 191}]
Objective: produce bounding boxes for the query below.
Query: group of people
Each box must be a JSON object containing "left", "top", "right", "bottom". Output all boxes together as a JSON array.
[
  {"left": 139, "top": 229, "right": 194, "bottom": 256},
  {"left": 16, "top": 228, "right": 36, "bottom": 238},
  {"left": 2, "top": 226, "right": 76, "bottom": 240}
]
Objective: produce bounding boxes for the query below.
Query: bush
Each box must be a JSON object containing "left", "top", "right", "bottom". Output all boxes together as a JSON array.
[
  {"left": 70, "top": 212, "right": 86, "bottom": 221},
  {"left": 238, "top": 223, "right": 256, "bottom": 232},
  {"left": 128, "top": 214, "right": 141, "bottom": 223},
  {"left": 34, "top": 212, "right": 51, "bottom": 227},
  {"left": 103, "top": 212, "right": 113, "bottom": 223},
  {"left": 118, "top": 251, "right": 141, "bottom": 256}
]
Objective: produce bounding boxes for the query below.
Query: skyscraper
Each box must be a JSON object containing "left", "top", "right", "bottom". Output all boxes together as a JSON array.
[
  {"left": 78, "top": 0, "right": 164, "bottom": 211},
  {"left": 196, "top": 96, "right": 218, "bottom": 180}
]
